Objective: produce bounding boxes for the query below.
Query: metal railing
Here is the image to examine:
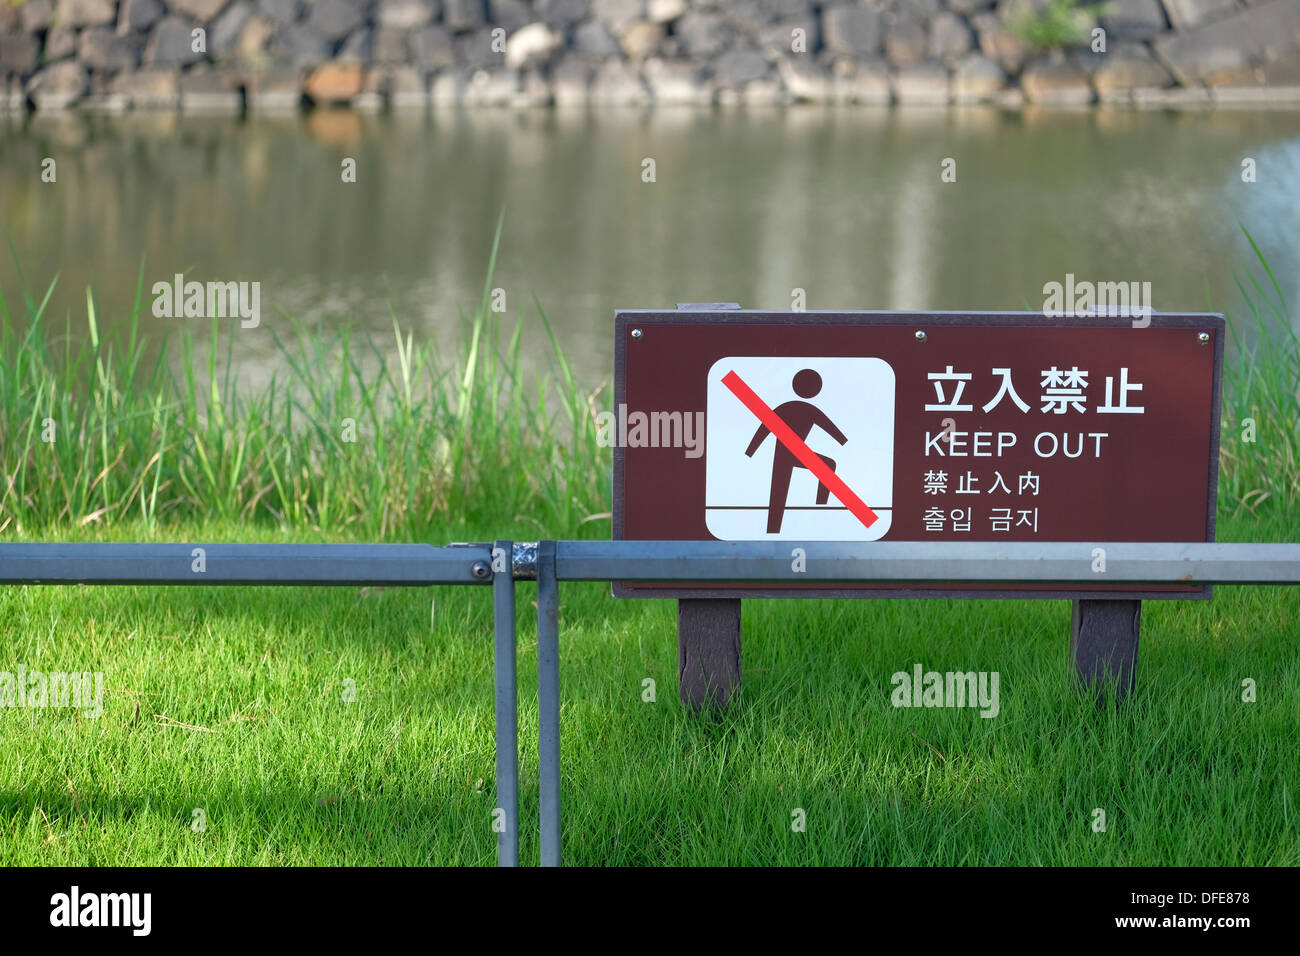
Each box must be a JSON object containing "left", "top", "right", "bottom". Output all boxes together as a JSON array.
[{"left": 3, "top": 538, "right": 1300, "bottom": 867}]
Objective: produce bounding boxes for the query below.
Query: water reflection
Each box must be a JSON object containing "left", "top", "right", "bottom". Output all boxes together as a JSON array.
[{"left": 2, "top": 105, "right": 1299, "bottom": 385}]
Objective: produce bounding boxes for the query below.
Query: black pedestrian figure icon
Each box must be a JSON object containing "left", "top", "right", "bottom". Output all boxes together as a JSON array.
[{"left": 743, "top": 368, "right": 849, "bottom": 534}]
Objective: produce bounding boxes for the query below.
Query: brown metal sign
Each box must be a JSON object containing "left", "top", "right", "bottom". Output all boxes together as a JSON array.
[{"left": 611, "top": 310, "right": 1224, "bottom": 600}]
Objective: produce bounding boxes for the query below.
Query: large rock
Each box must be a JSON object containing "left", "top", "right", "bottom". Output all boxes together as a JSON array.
[
  {"left": 1255, "top": 53, "right": 1300, "bottom": 84},
  {"left": 727, "top": 0, "right": 812, "bottom": 33},
  {"left": 429, "top": 68, "right": 464, "bottom": 105},
  {"left": 621, "top": 20, "right": 663, "bottom": 60},
  {"left": 832, "top": 58, "right": 890, "bottom": 103},
  {"left": 1020, "top": 57, "right": 1093, "bottom": 103},
  {"left": 1205, "top": 51, "right": 1300, "bottom": 85},
  {"left": 1162, "top": 0, "right": 1237, "bottom": 30},
  {"left": 56, "top": 0, "right": 116, "bottom": 27},
  {"left": 462, "top": 68, "right": 515, "bottom": 106},
  {"left": 410, "top": 25, "right": 455, "bottom": 68},
  {"left": 739, "top": 77, "right": 783, "bottom": 105},
  {"left": 1206, "top": 54, "right": 1300, "bottom": 101},
  {"left": 340, "top": 26, "right": 373, "bottom": 62},
  {"left": 0, "top": 33, "right": 40, "bottom": 76},
  {"left": 1154, "top": 0, "right": 1300, "bottom": 83},
  {"left": 257, "top": 0, "right": 299, "bottom": 25},
  {"left": 1100, "top": 0, "right": 1167, "bottom": 40},
  {"left": 675, "top": 10, "right": 733, "bottom": 56},
  {"left": 78, "top": 26, "right": 144, "bottom": 70},
  {"left": 822, "top": 4, "right": 881, "bottom": 56},
  {"left": 551, "top": 55, "right": 591, "bottom": 104},
  {"left": 647, "top": 0, "right": 684, "bottom": 23},
  {"left": 455, "top": 27, "right": 502, "bottom": 67},
  {"left": 642, "top": 56, "right": 708, "bottom": 103},
  {"left": 109, "top": 66, "right": 180, "bottom": 107},
  {"left": 210, "top": 1, "right": 252, "bottom": 52},
  {"left": 45, "top": 26, "right": 79, "bottom": 61},
  {"left": 892, "top": 62, "right": 948, "bottom": 104},
  {"left": 236, "top": 14, "right": 275, "bottom": 61},
  {"left": 997, "top": 0, "right": 1051, "bottom": 26},
  {"left": 83, "top": 74, "right": 133, "bottom": 113},
  {"left": 373, "top": 28, "right": 408, "bottom": 62},
  {"left": 307, "top": 0, "right": 364, "bottom": 40},
  {"left": 972, "top": 12, "right": 1028, "bottom": 73},
  {"left": 517, "top": 65, "right": 551, "bottom": 106},
  {"left": 376, "top": 0, "right": 437, "bottom": 29},
  {"left": 536, "top": 0, "right": 589, "bottom": 31},
  {"left": 592, "top": 0, "right": 643, "bottom": 33},
  {"left": 117, "top": 0, "right": 164, "bottom": 34},
  {"left": 168, "top": 0, "right": 230, "bottom": 21},
  {"left": 1091, "top": 42, "right": 1171, "bottom": 90},
  {"left": 778, "top": 54, "right": 829, "bottom": 101},
  {"left": 275, "top": 24, "right": 332, "bottom": 63},
  {"left": 930, "top": 12, "right": 973, "bottom": 61},
  {"left": 444, "top": 0, "right": 487, "bottom": 31},
  {"left": 490, "top": 0, "right": 531, "bottom": 33},
  {"left": 589, "top": 58, "right": 648, "bottom": 104},
  {"left": 145, "top": 16, "right": 207, "bottom": 66},
  {"left": 245, "top": 67, "right": 302, "bottom": 110},
  {"left": 2, "top": 77, "right": 25, "bottom": 111},
  {"left": 573, "top": 19, "right": 620, "bottom": 56},
  {"left": 714, "top": 46, "right": 770, "bottom": 86},
  {"left": 26, "top": 61, "right": 89, "bottom": 109},
  {"left": 386, "top": 65, "right": 427, "bottom": 107},
  {"left": 885, "top": 12, "right": 927, "bottom": 66},
  {"left": 20, "top": 0, "right": 56, "bottom": 32},
  {"left": 179, "top": 63, "right": 243, "bottom": 111},
  {"left": 506, "top": 22, "right": 562, "bottom": 68},
  {"left": 305, "top": 61, "right": 365, "bottom": 101},
  {"left": 347, "top": 65, "right": 384, "bottom": 111},
  {"left": 951, "top": 51, "right": 1004, "bottom": 101}
]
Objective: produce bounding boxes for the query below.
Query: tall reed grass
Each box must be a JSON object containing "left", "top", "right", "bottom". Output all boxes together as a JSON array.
[
  {"left": 1218, "top": 228, "right": 1300, "bottom": 518},
  {"left": 0, "top": 219, "right": 609, "bottom": 540},
  {"left": 0, "top": 224, "right": 1295, "bottom": 538}
]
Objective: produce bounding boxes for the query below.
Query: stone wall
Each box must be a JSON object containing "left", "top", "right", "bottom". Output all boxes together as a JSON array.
[{"left": 3, "top": 0, "right": 1300, "bottom": 111}]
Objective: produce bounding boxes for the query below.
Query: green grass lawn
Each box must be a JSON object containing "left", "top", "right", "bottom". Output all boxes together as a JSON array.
[
  {"left": 1, "top": 510, "right": 1296, "bottom": 866},
  {"left": 2, "top": 228, "right": 1298, "bottom": 865}
]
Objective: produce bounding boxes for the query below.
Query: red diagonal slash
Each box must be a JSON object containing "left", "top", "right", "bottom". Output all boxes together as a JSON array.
[{"left": 722, "top": 369, "right": 878, "bottom": 530}]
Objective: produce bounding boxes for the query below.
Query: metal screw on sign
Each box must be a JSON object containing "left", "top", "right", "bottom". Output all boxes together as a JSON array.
[
  {"left": 1198, "top": 332, "right": 1210, "bottom": 344},
  {"left": 631, "top": 328, "right": 643, "bottom": 339},
  {"left": 915, "top": 330, "right": 927, "bottom": 342},
  {"left": 471, "top": 560, "right": 491, "bottom": 579}
]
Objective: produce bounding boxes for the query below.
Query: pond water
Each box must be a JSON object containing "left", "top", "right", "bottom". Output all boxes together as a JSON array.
[{"left": 3, "top": 105, "right": 1300, "bottom": 386}]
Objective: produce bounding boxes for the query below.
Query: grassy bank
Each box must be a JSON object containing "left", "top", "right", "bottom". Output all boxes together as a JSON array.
[
  {"left": 1, "top": 231, "right": 1297, "bottom": 540},
  {"left": 0, "top": 231, "right": 1298, "bottom": 866},
  {"left": 0, "top": 225, "right": 607, "bottom": 542}
]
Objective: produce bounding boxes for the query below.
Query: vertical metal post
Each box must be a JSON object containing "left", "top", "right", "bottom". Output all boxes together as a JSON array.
[
  {"left": 492, "top": 540, "right": 518, "bottom": 867},
  {"left": 536, "top": 539, "right": 561, "bottom": 867}
]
